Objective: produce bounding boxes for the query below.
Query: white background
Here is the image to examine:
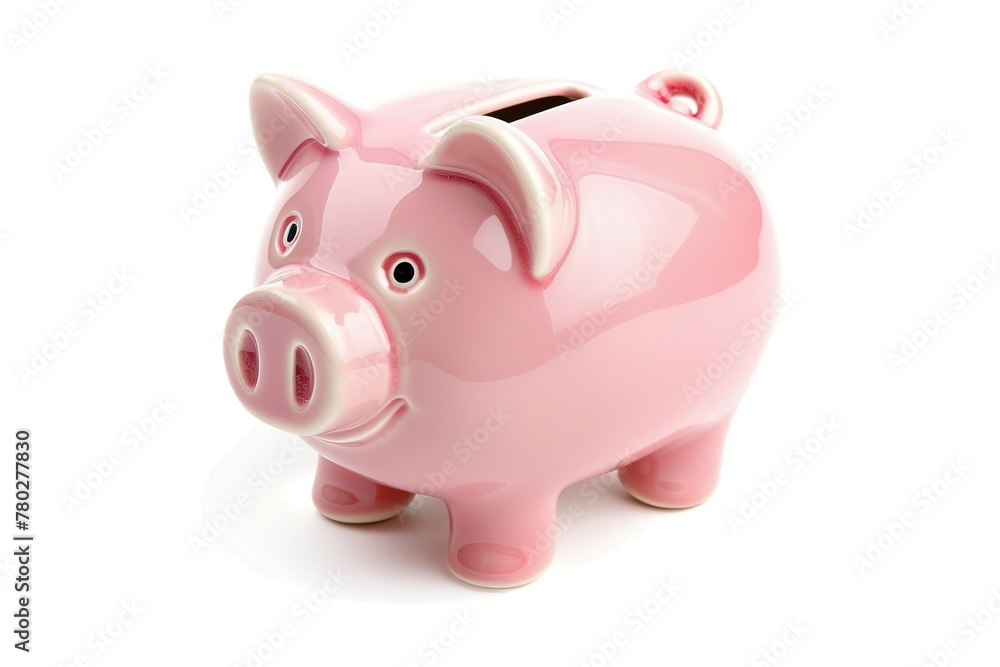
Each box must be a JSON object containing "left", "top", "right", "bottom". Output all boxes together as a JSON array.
[{"left": 2, "top": 0, "right": 999, "bottom": 665}]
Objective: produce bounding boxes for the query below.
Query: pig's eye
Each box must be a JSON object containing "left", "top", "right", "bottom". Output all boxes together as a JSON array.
[
  {"left": 276, "top": 214, "right": 301, "bottom": 255},
  {"left": 382, "top": 252, "right": 425, "bottom": 294}
]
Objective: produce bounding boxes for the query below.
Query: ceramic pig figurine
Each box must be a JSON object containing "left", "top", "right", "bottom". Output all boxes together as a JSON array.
[{"left": 222, "top": 70, "right": 778, "bottom": 587}]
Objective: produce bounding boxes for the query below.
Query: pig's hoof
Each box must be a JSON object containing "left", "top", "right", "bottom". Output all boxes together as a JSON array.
[
  {"left": 619, "top": 418, "right": 731, "bottom": 509},
  {"left": 619, "top": 474, "right": 714, "bottom": 509},
  {"left": 311, "top": 457, "right": 414, "bottom": 524},
  {"left": 313, "top": 483, "right": 414, "bottom": 524},
  {"left": 448, "top": 542, "right": 549, "bottom": 588}
]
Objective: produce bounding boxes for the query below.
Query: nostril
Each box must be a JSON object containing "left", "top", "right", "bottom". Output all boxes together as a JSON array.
[
  {"left": 238, "top": 330, "right": 259, "bottom": 391},
  {"left": 293, "top": 346, "right": 314, "bottom": 409}
]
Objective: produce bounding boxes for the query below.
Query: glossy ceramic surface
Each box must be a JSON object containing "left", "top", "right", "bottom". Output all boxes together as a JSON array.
[{"left": 222, "top": 69, "right": 779, "bottom": 587}]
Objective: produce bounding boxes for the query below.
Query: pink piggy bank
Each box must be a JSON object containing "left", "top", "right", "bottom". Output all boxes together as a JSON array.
[{"left": 222, "top": 69, "right": 779, "bottom": 587}]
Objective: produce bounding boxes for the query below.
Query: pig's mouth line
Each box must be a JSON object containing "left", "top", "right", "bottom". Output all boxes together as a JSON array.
[{"left": 314, "top": 398, "right": 408, "bottom": 446}]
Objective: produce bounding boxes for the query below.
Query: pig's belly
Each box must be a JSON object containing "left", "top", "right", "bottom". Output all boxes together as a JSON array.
[{"left": 307, "top": 286, "right": 768, "bottom": 496}]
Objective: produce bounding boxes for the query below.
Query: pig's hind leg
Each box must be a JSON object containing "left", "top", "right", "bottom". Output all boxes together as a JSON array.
[
  {"left": 618, "top": 416, "right": 732, "bottom": 509},
  {"left": 312, "top": 456, "right": 414, "bottom": 523}
]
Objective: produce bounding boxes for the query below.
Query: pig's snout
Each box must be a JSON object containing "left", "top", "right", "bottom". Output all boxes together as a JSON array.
[{"left": 222, "top": 275, "right": 396, "bottom": 440}]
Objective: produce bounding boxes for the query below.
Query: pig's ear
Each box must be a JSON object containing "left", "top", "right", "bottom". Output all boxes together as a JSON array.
[
  {"left": 424, "top": 117, "right": 574, "bottom": 281},
  {"left": 250, "top": 74, "right": 361, "bottom": 183}
]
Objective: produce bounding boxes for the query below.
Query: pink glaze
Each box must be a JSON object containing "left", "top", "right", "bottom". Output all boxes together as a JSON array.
[{"left": 222, "top": 70, "right": 779, "bottom": 588}]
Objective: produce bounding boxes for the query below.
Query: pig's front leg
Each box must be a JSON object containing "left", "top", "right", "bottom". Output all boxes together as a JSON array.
[
  {"left": 312, "top": 456, "right": 414, "bottom": 523},
  {"left": 444, "top": 488, "right": 559, "bottom": 588},
  {"left": 618, "top": 416, "right": 733, "bottom": 509}
]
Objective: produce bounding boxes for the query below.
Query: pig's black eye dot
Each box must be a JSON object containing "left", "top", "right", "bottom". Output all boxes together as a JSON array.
[
  {"left": 384, "top": 253, "right": 424, "bottom": 293},
  {"left": 393, "top": 261, "right": 415, "bottom": 284},
  {"left": 277, "top": 214, "right": 301, "bottom": 255}
]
